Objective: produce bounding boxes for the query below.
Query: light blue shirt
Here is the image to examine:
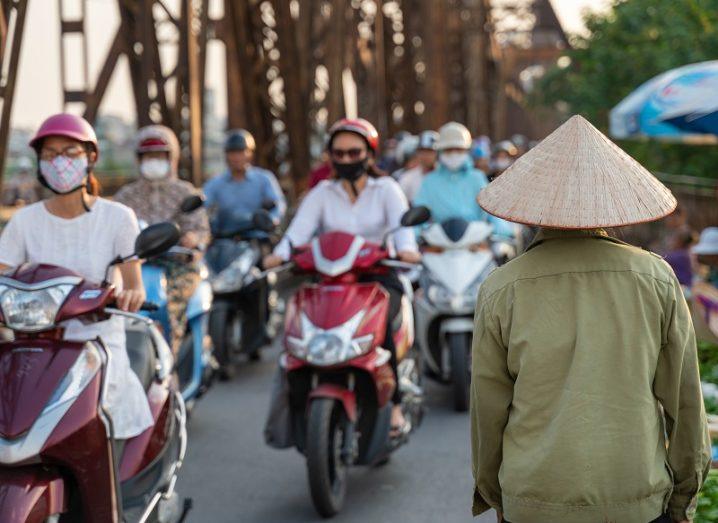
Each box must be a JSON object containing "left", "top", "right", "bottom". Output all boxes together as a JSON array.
[
  {"left": 414, "top": 159, "right": 515, "bottom": 237},
  {"left": 203, "top": 166, "right": 286, "bottom": 235}
]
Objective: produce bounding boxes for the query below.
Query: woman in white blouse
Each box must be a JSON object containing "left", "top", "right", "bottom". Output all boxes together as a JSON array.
[
  {"left": 0, "top": 114, "right": 153, "bottom": 440},
  {"left": 264, "top": 118, "right": 420, "bottom": 434}
]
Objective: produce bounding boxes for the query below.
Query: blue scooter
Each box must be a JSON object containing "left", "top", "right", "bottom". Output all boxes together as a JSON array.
[{"left": 140, "top": 195, "right": 216, "bottom": 410}]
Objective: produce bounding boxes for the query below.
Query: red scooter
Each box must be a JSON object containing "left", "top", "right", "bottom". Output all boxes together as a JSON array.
[
  {"left": 271, "top": 207, "right": 430, "bottom": 518},
  {"left": 0, "top": 223, "right": 190, "bottom": 523}
]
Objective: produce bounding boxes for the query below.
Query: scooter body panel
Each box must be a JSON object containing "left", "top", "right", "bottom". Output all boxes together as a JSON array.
[
  {"left": 140, "top": 264, "right": 171, "bottom": 339},
  {"left": 0, "top": 467, "right": 67, "bottom": 523},
  {"left": 0, "top": 340, "right": 84, "bottom": 439},
  {"left": 416, "top": 220, "right": 499, "bottom": 379},
  {"left": 0, "top": 262, "right": 188, "bottom": 522},
  {"left": 143, "top": 261, "right": 213, "bottom": 404},
  {"left": 119, "top": 381, "right": 172, "bottom": 481}
]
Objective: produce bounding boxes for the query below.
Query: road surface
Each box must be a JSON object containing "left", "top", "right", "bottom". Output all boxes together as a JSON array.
[{"left": 177, "top": 341, "right": 496, "bottom": 523}]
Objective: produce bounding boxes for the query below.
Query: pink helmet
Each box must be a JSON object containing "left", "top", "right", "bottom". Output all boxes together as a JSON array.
[{"left": 29, "top": 113, "right": 99, "bottom": 157}]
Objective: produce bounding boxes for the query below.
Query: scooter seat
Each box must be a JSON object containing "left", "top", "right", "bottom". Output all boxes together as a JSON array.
[{"left": 125, "top": 325, "right": 157, "bottom": 391}]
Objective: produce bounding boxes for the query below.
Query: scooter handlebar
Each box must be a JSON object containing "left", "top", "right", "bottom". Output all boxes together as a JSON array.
[{"left": 140, "top": 302, "right": 159, "bottom": 311}]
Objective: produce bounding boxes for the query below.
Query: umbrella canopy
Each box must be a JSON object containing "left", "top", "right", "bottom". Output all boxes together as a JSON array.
[{"left": 610, "top": 60, "right": 718, "bottom": 144}]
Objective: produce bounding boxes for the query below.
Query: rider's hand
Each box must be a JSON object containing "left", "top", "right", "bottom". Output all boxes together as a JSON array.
[
  {"left": 117, "top": 288, "right": 146, "bottom": 313},
  {"left": 398, "top": 250, "right": 421, "bottom": 264},
  {"left": 263, "top": 254, "right": 283, "bottom": 269},
  {"left": 179, "top": 231, "right": 199, "bottom": 248}
]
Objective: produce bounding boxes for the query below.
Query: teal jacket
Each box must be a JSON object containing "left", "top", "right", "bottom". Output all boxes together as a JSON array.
[{"left": 414, "top": 159, "right": 515, "bottom": 237}]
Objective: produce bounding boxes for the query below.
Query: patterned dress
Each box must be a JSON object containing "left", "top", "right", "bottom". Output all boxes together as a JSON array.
[{"left": 115, "top": 177, "right": 210, "bottom": 352}]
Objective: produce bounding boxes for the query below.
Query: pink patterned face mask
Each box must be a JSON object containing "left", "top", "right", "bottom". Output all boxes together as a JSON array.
[{"left": 39, "top": 155, "right": 88, "bottom": 193}]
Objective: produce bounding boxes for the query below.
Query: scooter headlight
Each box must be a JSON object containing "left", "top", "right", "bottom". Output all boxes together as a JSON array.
[
  {"left": 211, "top": 249, "right": 256, "bottom": 293},
  {"left": 286, "top": 311, "right": 373, "bottom": 366},
  {"left": 0, "top": 284, "right": 75, "bottom": 332},
  {"left": 43, "top": 345, "right": 102, "bottom": 415}
]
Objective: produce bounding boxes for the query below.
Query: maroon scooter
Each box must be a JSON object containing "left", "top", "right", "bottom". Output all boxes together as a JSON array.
[{"left": 0, "top": 223, "right": 190, "bottom": 523}]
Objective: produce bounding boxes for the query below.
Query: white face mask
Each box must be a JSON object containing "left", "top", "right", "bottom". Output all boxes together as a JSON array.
[
  {"left": 439, "top": 151, "right": 469, "bottom": 171},
  {"left": 140, "top": 158, "right": 171, "bottom": 180}
]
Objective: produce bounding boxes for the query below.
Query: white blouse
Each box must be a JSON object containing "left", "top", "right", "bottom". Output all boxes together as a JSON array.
[
  {"left": 274, "top": 177, "right": 418, "bottom": 260},
  {"left": 0, "top": 199, "right": 154, "bottom": 439}
]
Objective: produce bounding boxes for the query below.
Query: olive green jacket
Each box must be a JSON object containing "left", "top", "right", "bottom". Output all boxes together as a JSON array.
[{"left": 471, "top": 229, "right": 711, "bottom": 523}]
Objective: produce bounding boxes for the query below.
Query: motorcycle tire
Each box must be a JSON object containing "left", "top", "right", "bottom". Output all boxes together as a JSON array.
[
  {"left": 306, "top": 398, "right": 348, "bottom": 518},
  {"left": 449, "top": 332, "right": 471, "bottom": 412}
]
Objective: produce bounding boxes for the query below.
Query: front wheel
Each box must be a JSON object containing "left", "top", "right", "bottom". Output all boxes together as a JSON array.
[
  {"left": 306, "top": 398, "right": 348, "bottom": 518},
  {"left": 448, "top": 332, "right": 471, "bottom": 412}
]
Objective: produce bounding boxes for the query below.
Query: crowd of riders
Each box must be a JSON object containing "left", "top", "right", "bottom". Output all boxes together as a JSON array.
[{"left": 2, "top": 112, "right": 717, "bottom": 522}]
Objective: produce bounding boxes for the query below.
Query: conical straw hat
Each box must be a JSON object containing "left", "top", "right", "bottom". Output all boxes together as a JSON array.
[{"left": 478, "top": 115, "right": 677, "bottom": 229}]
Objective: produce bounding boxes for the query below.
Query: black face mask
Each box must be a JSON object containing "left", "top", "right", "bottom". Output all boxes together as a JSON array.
[{"left": 332, "top": 158, "right": 368, "bottom": 182}]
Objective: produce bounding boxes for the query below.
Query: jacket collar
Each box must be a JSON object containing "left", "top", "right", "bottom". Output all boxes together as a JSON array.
[
  {"left": 223, "top": 166, "right": 257, "bottom": 182},
  {"left": 527, "top": 228, "right": 631, "bottom": 252}
]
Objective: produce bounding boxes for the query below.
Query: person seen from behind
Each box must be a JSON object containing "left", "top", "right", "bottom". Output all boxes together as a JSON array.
[{"left": 471, "top": 115, "right": 710, "bottom": 523}]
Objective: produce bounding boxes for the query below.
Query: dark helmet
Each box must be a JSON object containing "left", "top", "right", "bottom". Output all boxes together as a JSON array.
[
  {"left": 225, "top": 129, "right": 256, "bottom": 152},
  {"left": 327, "top": 118, "right": 379, "bottom": 154}
]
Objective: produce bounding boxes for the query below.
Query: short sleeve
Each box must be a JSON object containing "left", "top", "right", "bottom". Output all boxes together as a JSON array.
[
  {"left": 113, "top": 205, "right": 140, "bottom": 260},
  {"left": 0, "top": 212, "right": 28, "bottom": 267}
]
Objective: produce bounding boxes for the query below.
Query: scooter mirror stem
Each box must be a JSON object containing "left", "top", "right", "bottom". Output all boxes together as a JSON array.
[{"left": 102, "top": 254, "right": 127, "bottom": 285}]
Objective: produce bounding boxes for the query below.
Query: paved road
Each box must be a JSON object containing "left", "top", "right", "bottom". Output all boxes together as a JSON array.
[{"left": 176, "top": 341, "right": 496, "bottom": 523}]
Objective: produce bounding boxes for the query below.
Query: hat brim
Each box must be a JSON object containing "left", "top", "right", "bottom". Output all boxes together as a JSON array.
[{"left": 478, "top": 195, "right": 677, "bottom": 230}]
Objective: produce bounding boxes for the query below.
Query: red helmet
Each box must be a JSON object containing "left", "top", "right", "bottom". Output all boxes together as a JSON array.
[
  {"left": 29, "top": 113, "right": 99, "bottom": 157},
  {"left": 136, "top": 124, "right": 180, "bottom": 161},
  {"left": 328, "top": 118, "right": 379, "bottom": 154}
]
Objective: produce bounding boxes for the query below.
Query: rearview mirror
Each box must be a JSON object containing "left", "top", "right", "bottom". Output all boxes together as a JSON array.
[
  {"left": 135, "top": 222, "right": 181, "bottom": 259},
  {"left": 400, "top": 206, "right": 431, "bottom": 227},
  {"left": 252, "top": 210, "right": 276, "bottom": 233},
  {"left": 180, "top": 194, "right": 204, "bottom": 214}
]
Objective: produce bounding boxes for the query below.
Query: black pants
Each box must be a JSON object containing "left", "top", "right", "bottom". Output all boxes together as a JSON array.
[
  {"left": 504, "top": 514, "right": 671, "bottom": 523},
  {"left": 359, "top": 271, "right": 403, "bottom": 405},
  {"left": 239, "top": 279, "right": 269, "bottom": 353}
]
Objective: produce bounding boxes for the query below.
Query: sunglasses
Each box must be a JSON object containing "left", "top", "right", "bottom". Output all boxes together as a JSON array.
[{"left": 330, "top": 147, "right": 365, "bottom": 161}]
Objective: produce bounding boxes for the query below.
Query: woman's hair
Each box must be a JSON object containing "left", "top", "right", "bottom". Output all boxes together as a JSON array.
[
  {"left": 87, "top": 174, "right": 101, "bottom": 196},
  {"left": 84, "top": 143, "right": 101, "bottom": 196}
]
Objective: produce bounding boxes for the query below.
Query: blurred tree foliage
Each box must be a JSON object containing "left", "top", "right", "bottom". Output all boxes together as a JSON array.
[{"left": 532, "top": 0, "right": 718, "bottom": 179}]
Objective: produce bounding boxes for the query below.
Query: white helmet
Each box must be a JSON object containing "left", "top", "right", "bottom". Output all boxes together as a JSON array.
[{"left": 435, "top": 122, "right": 472, "bottom": 150}]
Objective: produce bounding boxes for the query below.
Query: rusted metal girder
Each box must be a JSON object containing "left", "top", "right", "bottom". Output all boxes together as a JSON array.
[
  {"left": 223, "top": 0, "right": 276, "bottom": 171},
  {"left": 420, "top": 0, "right": 450, "bottom": 131},
  {"left": 326, "top": 0, "right": 347, "bottom": 124},
  {"left": 0, "top": 0, "right": 29, "bottom": 192},
  {"left": 272, "top": 0, "right": 311, "bottom": 196},
  {"left": 56, "top": 0, "right": 207, "bottom": 186}
]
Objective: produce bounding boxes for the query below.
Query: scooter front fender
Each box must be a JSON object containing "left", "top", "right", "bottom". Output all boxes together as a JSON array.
[
  {"left": 0, "top": 467, "right": 67, "bottom": 523},
  {"left": 308, "top": 385, "right": 357, "bottom": 423}
]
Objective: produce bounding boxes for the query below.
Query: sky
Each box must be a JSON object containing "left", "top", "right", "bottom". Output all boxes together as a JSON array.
[{"left": 9, "top": 0, "right": 613, "bottom": 130}]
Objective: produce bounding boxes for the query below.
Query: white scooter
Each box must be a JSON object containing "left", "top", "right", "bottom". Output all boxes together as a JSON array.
[{"left": 414, "top": 218, "right": 514, "bottom": 411}]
